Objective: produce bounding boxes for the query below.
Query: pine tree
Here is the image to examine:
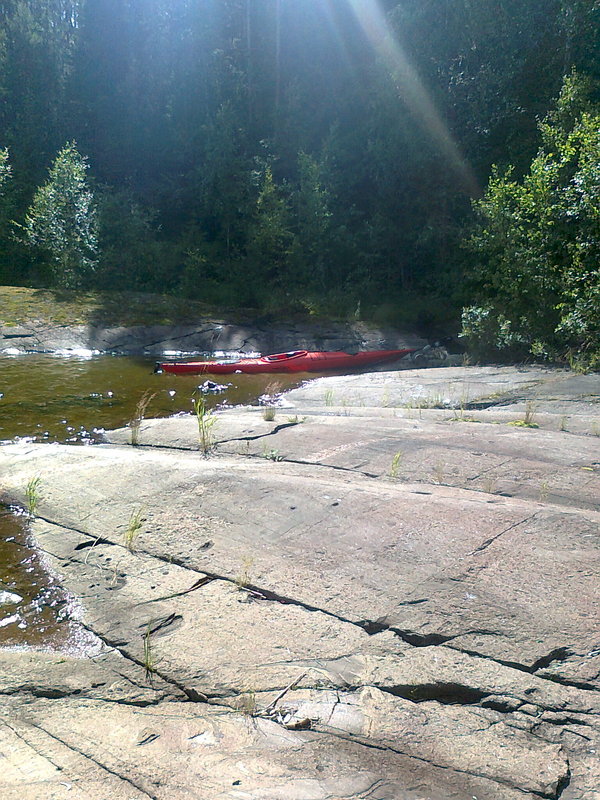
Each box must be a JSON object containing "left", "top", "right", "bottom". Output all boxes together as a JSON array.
[{"left": 246, "top": 166, "right": 295, "bottom": 296}]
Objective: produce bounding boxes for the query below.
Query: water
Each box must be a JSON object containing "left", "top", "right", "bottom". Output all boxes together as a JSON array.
[
  {"left": 0, "top": 506, "right": 76, "bottom": 648},
  {"left": 0, "top": 353, "right": 305, "bottom": 444},
  {"left": 0, "top": 352, "right": 307, "bottom": 649}
]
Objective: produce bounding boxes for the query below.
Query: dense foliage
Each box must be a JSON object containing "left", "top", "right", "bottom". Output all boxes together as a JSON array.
[
  {"left": 0, "top": 1, "right": 598, "bottom": 359},
  {"left": 22, "top": 141, "right": 98, "bottom": 288},
  {"left": 462, "top": 72, "right": 600, "bottom": 367}
]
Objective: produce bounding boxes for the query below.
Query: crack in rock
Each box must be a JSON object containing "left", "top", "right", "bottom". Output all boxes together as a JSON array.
[
  {"left": 0, "top": 685, "right": 171, "bottom": 707},
  {"left": 303, "top": 720, "right": 568, "bottom": 800},
  {"left": 217, "top": 419, "right": 313, "bottom": 444},
  {"left": 2, "top": 718, "right": 65, "bottom": 774},
  {"left": 21, "top": 718, "right": 161, "bottom": 799},
  {"left": 79, "top": 622, "right": 206, "bottom": 704},
  {"left": 382, "top": 682, "right": 491, "bottom": 706},
  {"left": 111, "top": 324, "right": 225, "bottom": 352},
  {"left": 467, "top": 513, "right": 539, "bottom": 556},
  {"left": 445, "top": 643, "right": 600, "bottom": 694},
  {"left": 35, "top": 520, "right": 600, "bottom": 707},
  {"left": 531, "top": 648, "right": 574, "bottom": 672}
]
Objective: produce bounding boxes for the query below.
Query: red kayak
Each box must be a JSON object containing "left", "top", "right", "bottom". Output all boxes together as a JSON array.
[{"left": 157, "top": 349, "right": 416, "bottom": 375}]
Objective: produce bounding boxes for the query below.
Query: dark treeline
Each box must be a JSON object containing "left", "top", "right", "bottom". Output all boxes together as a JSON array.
[{"left": 0, "top": 1, "right": 599, "bottom": 358}]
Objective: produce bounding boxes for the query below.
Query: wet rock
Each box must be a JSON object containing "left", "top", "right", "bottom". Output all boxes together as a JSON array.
[
  {"left": 0, "top": 589, "right": 22, "bottom": 606},
  {"left": 0, "top": 365, "right": 598, "bottom": 799}
]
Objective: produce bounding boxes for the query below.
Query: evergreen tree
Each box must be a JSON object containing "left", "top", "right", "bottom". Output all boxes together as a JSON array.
[
  {"left": 292, "top": 152, "right": 332, "bottom": 292},
  {"left": 0, "top": 147, "right": 14, "bottom": 279},
  {"left": 246, "top": 166, "right": 295, "bottom": 300},
  {"left": 0, "top": 148, "right": 12, "bottom": 215}
]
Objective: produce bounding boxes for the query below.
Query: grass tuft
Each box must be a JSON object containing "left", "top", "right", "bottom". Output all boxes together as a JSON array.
[
  {"left": 194, "top": 394, "right": 218, "bottom": 455},
  {"left": 482, "top": 475, "right": 498, "bottom": 494},
  {"left": 235, "top": 556, "right": 255, "bottom": 590},
  {"left": 236, "top": 691, "right": 257, "bottom": 716},
  {"left": 432, "top": 463, "right": 446, "bottom": 484},
  {"left": 25, "top": 475, "right": 42, "bottom": 515},
  {"left": 124, "top": 507, "right": 144, "bottom": 552},
  {"left": 389, "top": 451, "right": 403, "bottom": 478},
  {"left": 262, "top": 406, "right": 276, "bottom": 422},
  {"left": 129, "top": 390, "right": 157, "bottom": 445}
]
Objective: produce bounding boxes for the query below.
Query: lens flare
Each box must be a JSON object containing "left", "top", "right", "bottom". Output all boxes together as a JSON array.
[{"left": 346, "top": 0, "right": 479, "bottom": 195}]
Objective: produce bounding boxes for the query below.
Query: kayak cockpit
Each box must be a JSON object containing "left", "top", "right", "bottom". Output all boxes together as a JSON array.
[{"left": 262, "top": 350, "right": 307, "bottom": 362}]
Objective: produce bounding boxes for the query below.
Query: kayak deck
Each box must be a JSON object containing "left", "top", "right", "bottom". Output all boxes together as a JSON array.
[{"left": 157, "top": 349, "right": 416, "bottom": 375}]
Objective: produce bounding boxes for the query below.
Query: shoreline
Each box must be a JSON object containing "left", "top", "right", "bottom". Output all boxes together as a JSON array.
[{"left": 0, "top": 318, "right": 427, "bottom": 358}]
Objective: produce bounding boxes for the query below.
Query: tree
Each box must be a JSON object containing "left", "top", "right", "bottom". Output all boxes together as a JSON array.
[
  {"left": 23, "top": 141, "right": 98, "bottom": 288},
  {"left": 461, "top": 72, "right": 600, "bottom": 368},
  {"left": 0, "top": 146, "right": 31, "bottom": 284},
  {"left": 0, "top": 1, "right": 79, "bottom": 188},
  {"left": 95, "top": 188, "right": 180, "bottom": 293},
  {"left": 246, "top": 165, "right": 295, "bottom": 303},
  {"left": 291, "top": 152, "right": 332, "bottom": 292},
  {"left": 0, "top": 148, "right": 14, "bottom": 278},
  {"left": 0, "top": 148, "right": 12, "bottom": 216}
]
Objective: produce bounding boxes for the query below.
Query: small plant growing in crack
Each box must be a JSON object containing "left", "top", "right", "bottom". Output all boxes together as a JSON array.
[
  {"left": 263, "top": 380, "right": 282, "bottom": 398},
  {"left": 25, "top": 475, "right": 42, "bottom": 515},
  {"left": 259, "top": 381, "right": 282, "bottom": 420},
  {"left": 262, "top": 446, "right": 283, "bottom": 461},
  {"left": 432, "top": 463, "right": 446, "bottom": 484},
  {"left": 129, "top": 390, "right": 157, "bottom": 446},
  {"left": 194, "top": 394, "right": 218, "bottom": 455},
  {"left": 524, "top": 400, "right": 539, "bottom": 426},
  {"left": 482, "top": 475, "right": 498, "bottom": 494},
  {"left": 324, "top": 388, "right": 335, "bottom": 407},
  {"left": 83, "top": 534, "right": 103, "bottom": 565},
  {"left": 286, "top": 415, "right": 307, "bottom": 425},
  {"left": 124, "top": 507, "right": 144, "bottom": 552},
  {"left": 538, "top": 480, "right": 549, "bottom": 502},
  {"left": 235, "top": 556, "right": 255, "bottom": 591},
  {"left": 509, "top": 400, "right": 539, "bottom": 429},
  {"left": 389, "top": 451, "right": 403, "bottom": 478},
  {"left": 262, "top": 406, "right": 276, "bottom": 422},
  {"left": 236, "top": 690, "right": 257, "bottom": 717}
]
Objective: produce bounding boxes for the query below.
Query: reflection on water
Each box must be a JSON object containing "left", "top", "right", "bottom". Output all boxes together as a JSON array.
[{"left": 0, "top": 353, "right": 306, "bottom": 444}]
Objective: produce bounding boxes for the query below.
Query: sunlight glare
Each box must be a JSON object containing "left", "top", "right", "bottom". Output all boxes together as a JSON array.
[{"left": 346, "top": 0, "right": 479, "bottom": 195}]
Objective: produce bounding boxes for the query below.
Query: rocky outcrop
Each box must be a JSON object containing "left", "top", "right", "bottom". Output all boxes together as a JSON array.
[
  {"left": 0, "top": 318, "right": 426, "bottom": 355},
  {"left": 0, "top": 366, "right": 599, "bottom": 799}
]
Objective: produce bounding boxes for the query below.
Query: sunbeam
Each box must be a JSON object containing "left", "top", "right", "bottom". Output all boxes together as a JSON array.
[{"left": 346, "top": 0, "right": 479, "bottom": 195}]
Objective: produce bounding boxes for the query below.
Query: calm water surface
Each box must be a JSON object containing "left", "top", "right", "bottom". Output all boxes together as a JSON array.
[
  {"left": 0, "top": 353, "right": 308, "bottom": 650},
  {"left": 0, "top": 353, "right": 306, "bottom": 444}
]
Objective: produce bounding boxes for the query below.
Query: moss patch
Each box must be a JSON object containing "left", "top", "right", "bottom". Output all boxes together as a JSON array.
[{"left": 0, "top": 286, "right": 248, "bottom": 327}]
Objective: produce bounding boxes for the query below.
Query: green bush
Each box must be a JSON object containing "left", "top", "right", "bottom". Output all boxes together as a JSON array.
[{"left": 461, "top": 72, "right": 600, "bottom": 369}]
